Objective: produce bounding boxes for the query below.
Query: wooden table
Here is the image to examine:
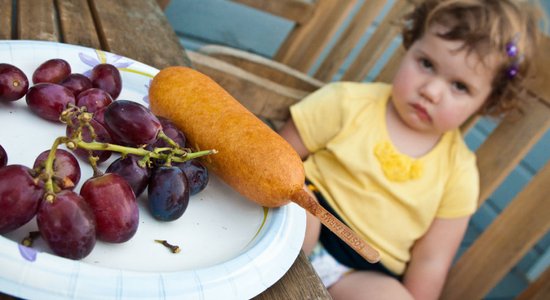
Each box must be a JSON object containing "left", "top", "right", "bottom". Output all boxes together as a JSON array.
[{"left": 0, "top": 0, "right": 330, "bottom": 299}]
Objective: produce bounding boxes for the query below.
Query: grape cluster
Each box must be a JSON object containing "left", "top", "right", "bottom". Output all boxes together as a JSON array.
[{"left": 0, "top": 59, "right": 213, "bottom": 260}]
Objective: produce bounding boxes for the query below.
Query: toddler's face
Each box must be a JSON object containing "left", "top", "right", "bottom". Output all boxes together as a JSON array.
[{"left": 391, "top": 25, "right": 496, "bottom": 135}]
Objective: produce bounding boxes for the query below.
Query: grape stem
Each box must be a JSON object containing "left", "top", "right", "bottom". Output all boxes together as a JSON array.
[
  {"left": 43, "top": 136, "right": 70, "bottom": 201},
  {"left": 157, "top": 131, "right": 179, "bottom": 148},
  {"left": 41, "top": 136, "right": 216, "bottom": 202},
  {"left": 73, "top": 139, "right": 217, "bottom": 163},
  {"left": 41, "top": 106, "right": 217, "bottom": 202},
  {"left": 21, "top": 231, "right": 41, "bottom": 247},
  {"left": 155, "top": 239, "right": 181, "bottom": 253}
]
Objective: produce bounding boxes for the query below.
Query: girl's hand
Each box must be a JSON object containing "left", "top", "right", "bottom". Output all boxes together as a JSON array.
[{"left": 279, "top": 118, "right": 310, "bottom": 160}]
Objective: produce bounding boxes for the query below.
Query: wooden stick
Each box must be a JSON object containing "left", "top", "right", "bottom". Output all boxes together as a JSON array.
[{"left": 291, "top": 187, "right": 380, "bottom": 263}]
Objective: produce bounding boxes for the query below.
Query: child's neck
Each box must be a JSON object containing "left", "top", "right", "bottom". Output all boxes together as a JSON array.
[{"left": 386, "top": 101, "right": 442, "bottom": 158}]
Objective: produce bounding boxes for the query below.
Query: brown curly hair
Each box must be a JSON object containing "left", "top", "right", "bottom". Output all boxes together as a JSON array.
[{"left": 401, "top": 0, "right": 542, "bottom": 116}]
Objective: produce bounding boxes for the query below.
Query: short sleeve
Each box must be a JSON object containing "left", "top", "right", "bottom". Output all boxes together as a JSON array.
[
  {"left": 437, "top": 152, "right": 479, "bottom": 218},
  {"left": 289, "top": 82, "right": 348, "bottom": 152}
]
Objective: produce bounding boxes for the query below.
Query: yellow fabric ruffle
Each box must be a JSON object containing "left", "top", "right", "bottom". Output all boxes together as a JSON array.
[{"left": 374, "top": 141, "right": 423, "bottom": 181}]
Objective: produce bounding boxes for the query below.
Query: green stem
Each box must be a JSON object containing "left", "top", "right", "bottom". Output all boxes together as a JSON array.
[
  {"left": 157, "top": 131, "right": 180, "bottom": 148},
  {"left": 74, "top": 140, "right": 216, "bottom": 163},
  {"left": 43, "top": 137, "right": 69, "bottom": 202}
]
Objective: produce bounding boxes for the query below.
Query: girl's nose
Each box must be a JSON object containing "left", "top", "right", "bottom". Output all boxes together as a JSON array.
[{"left": 419, "top": 79, "right": 443, "bottom": 103}]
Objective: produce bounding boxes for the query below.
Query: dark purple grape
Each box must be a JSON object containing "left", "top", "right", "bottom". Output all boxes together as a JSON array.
[
  {"left": 174, "top": 159, "right": 209, "bottom": 195},
  {"left": 26, "top": 83, "right": 75, "bottom": 122},
  {"left": 148, "top": 166, "right": 189, "bottom": 221},
  {"left": 80, "top": 173, "right": 139, "bottom": 243},
  {"left": 103, "top": 100, "right": 162, "bottom": 146},
  {"left": 60, "top": 73, "right": 93, "bottom": 97},
  {"left": 151, "top": 116, "right": 186, "bottom": 148},
  {"left": 0, "top": 144, "right": 7, "bottom": 167},
  {"left": 32, "top": 58, "right": 71, "bottom": 84},
  {"left": 106, "top": 155, "right": 150, "bottom": 197},
  {"left": 90, "top": 64, "right": 122, "bottom": 99},
  {"left": 0, "top": 165, "right": 44, "bottom": 234},
  {"left": 37, "top": 190, "right": 96, "bottom": 259},
  {"left": 33, "top": 149, "right": 81, "bottom": 190},
  {"left": 0, "top": 63, "right": 29, "bottom": 102},
  {"left": 66, "top": 118, "right": 112, "bottom": 164},
  {"left": 76, "top": 88, "right": 113, "bottom": 113}
]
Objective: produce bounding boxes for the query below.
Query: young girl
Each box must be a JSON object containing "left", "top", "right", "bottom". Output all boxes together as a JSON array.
[{"left": 279, "top": 0, "right": 541, "bottom": 299}]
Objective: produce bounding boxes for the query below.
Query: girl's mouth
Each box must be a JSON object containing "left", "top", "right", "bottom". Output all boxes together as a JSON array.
[{"left": 411, "top": 103, "right": 431, "bottom": 122}]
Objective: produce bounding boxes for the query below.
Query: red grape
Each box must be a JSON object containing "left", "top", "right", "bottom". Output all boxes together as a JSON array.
[
  {"left": 103, "top": 100, "right": 161, "bottom": 146},
  {"left": 33, "top": 149, "right": 81, "bottom": 190},
  {"left": 0, "top": 63, "right": 29, "bottom": 102},
  {"left": 92, "top": 106, "right": 107, "bottom": 127},
  {"left": 90, "top": 64, "right": 122, "bottom": 99},
  {"left": 0, "top": 144, "right": 7, "bottom": 167},
  {"left": 80, "top": 173, "right": 139, "bottom": 243},
  {"left": 0, "top": 165, "right": 44, "bottom": 234},
  {"left": 37, "top": 190, "right": 96, "bottom": 259},
  {"left": 148, "top": 166, "right": 189, "bottom": 221},
  {"left": 60, "top": 73, "right": 93, "bottom": 97},
  {"left": 26, "top": 83, "right": 75, "bottom": 122},
  {"left": 106, "top": 155, "right": 150, "bottom": 197},
  {"left": 76, "top": 88, "right": 113, "bottom": 113},
  {"left": 32, "top": 58, "right": 71, "bottom": 84}
]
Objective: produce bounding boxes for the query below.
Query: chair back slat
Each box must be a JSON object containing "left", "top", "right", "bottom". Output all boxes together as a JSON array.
[
  {"left": 313, "top": 0, "right": 386, "bottom": 81},
  {"left": 341, "top": 0, "right": 411, "bottom": 82},
  {"left": 374, "top": 45, "right": 405, "bottom": 83},
  {"left": 441, "top": 157, "right": 550, "bottom": 300},
  {"left": 199, "top": 45, "right": 324, "bottom": 92},
  {"left": 475, "top": 96, "right": 550, "bottom": 204},
  {"left": 273, "top": 0, "right": 357, "bottom": 72}
]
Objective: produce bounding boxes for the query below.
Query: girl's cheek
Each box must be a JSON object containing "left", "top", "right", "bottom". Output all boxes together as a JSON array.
[{"left": 436, "top": 107, "right": 470, "bottom": 130}]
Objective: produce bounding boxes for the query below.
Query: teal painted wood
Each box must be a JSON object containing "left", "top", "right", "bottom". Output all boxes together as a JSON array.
[{"left": 165, "top": 0, "right": 292, "bottom": 55}]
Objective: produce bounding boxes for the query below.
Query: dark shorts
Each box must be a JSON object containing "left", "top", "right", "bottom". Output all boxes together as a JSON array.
[{"left": 306, "top": 179, "right": 402, "bottom": 281}]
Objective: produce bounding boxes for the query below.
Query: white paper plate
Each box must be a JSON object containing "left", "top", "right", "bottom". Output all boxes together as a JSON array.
[{"left": 0, "top": 40, "right": 305, "bottom": 300}]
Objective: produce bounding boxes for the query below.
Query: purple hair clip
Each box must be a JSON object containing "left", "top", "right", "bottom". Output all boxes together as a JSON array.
[{"left": 505, "top": 35, "right": 521, "bottom": 79}]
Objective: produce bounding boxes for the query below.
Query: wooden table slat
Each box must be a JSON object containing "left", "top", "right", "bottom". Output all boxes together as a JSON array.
[
  {"left": 56, "top": 0, "right": 102, "bottom": 49},
  {"left": 18, "top": 0, "right": 59, "bottom": 41},
  {"left": 91, "top": 0, "right": 190, "bottom": 69},
  {"left": 254, "top": 251, "right": 332, "bottom": 299},
  {"left": 0, "top": 0, "right": 12, "bottom": 39}
]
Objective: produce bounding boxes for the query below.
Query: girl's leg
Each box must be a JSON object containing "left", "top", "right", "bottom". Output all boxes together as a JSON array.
[
  {"left": 329, "top": 271, "right": 413, "bottom": 300},
  {"left": 303, "top": 210, "right": 321, "bottom": 255},
  {"left": 302, "top": 185, "right": 322, "bottom": 255}
]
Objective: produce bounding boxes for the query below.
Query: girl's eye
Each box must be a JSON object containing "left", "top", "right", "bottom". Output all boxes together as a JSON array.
[
  {"left": 453, "top": 81, "right": 470, "bottom": 93},
  {"left": 419, "top": 58, "right": 433, "bottom": 70}
]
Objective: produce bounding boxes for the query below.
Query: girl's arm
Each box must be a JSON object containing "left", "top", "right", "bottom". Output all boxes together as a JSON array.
[
  {"left": 403, "top": 216, "right": 470, "bottom": 300},
  {"left": 278, "top": 118, "right": 310, "bottom": 159}
]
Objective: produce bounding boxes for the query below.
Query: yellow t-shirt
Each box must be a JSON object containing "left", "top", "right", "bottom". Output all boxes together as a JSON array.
[{"left": 290, "top": 82, "right": 479, "bottom": 275}]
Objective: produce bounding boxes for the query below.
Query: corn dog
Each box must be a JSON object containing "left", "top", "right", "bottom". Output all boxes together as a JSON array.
[{"left": 148, "top": 66, "right": 380, "bottom": 263}]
